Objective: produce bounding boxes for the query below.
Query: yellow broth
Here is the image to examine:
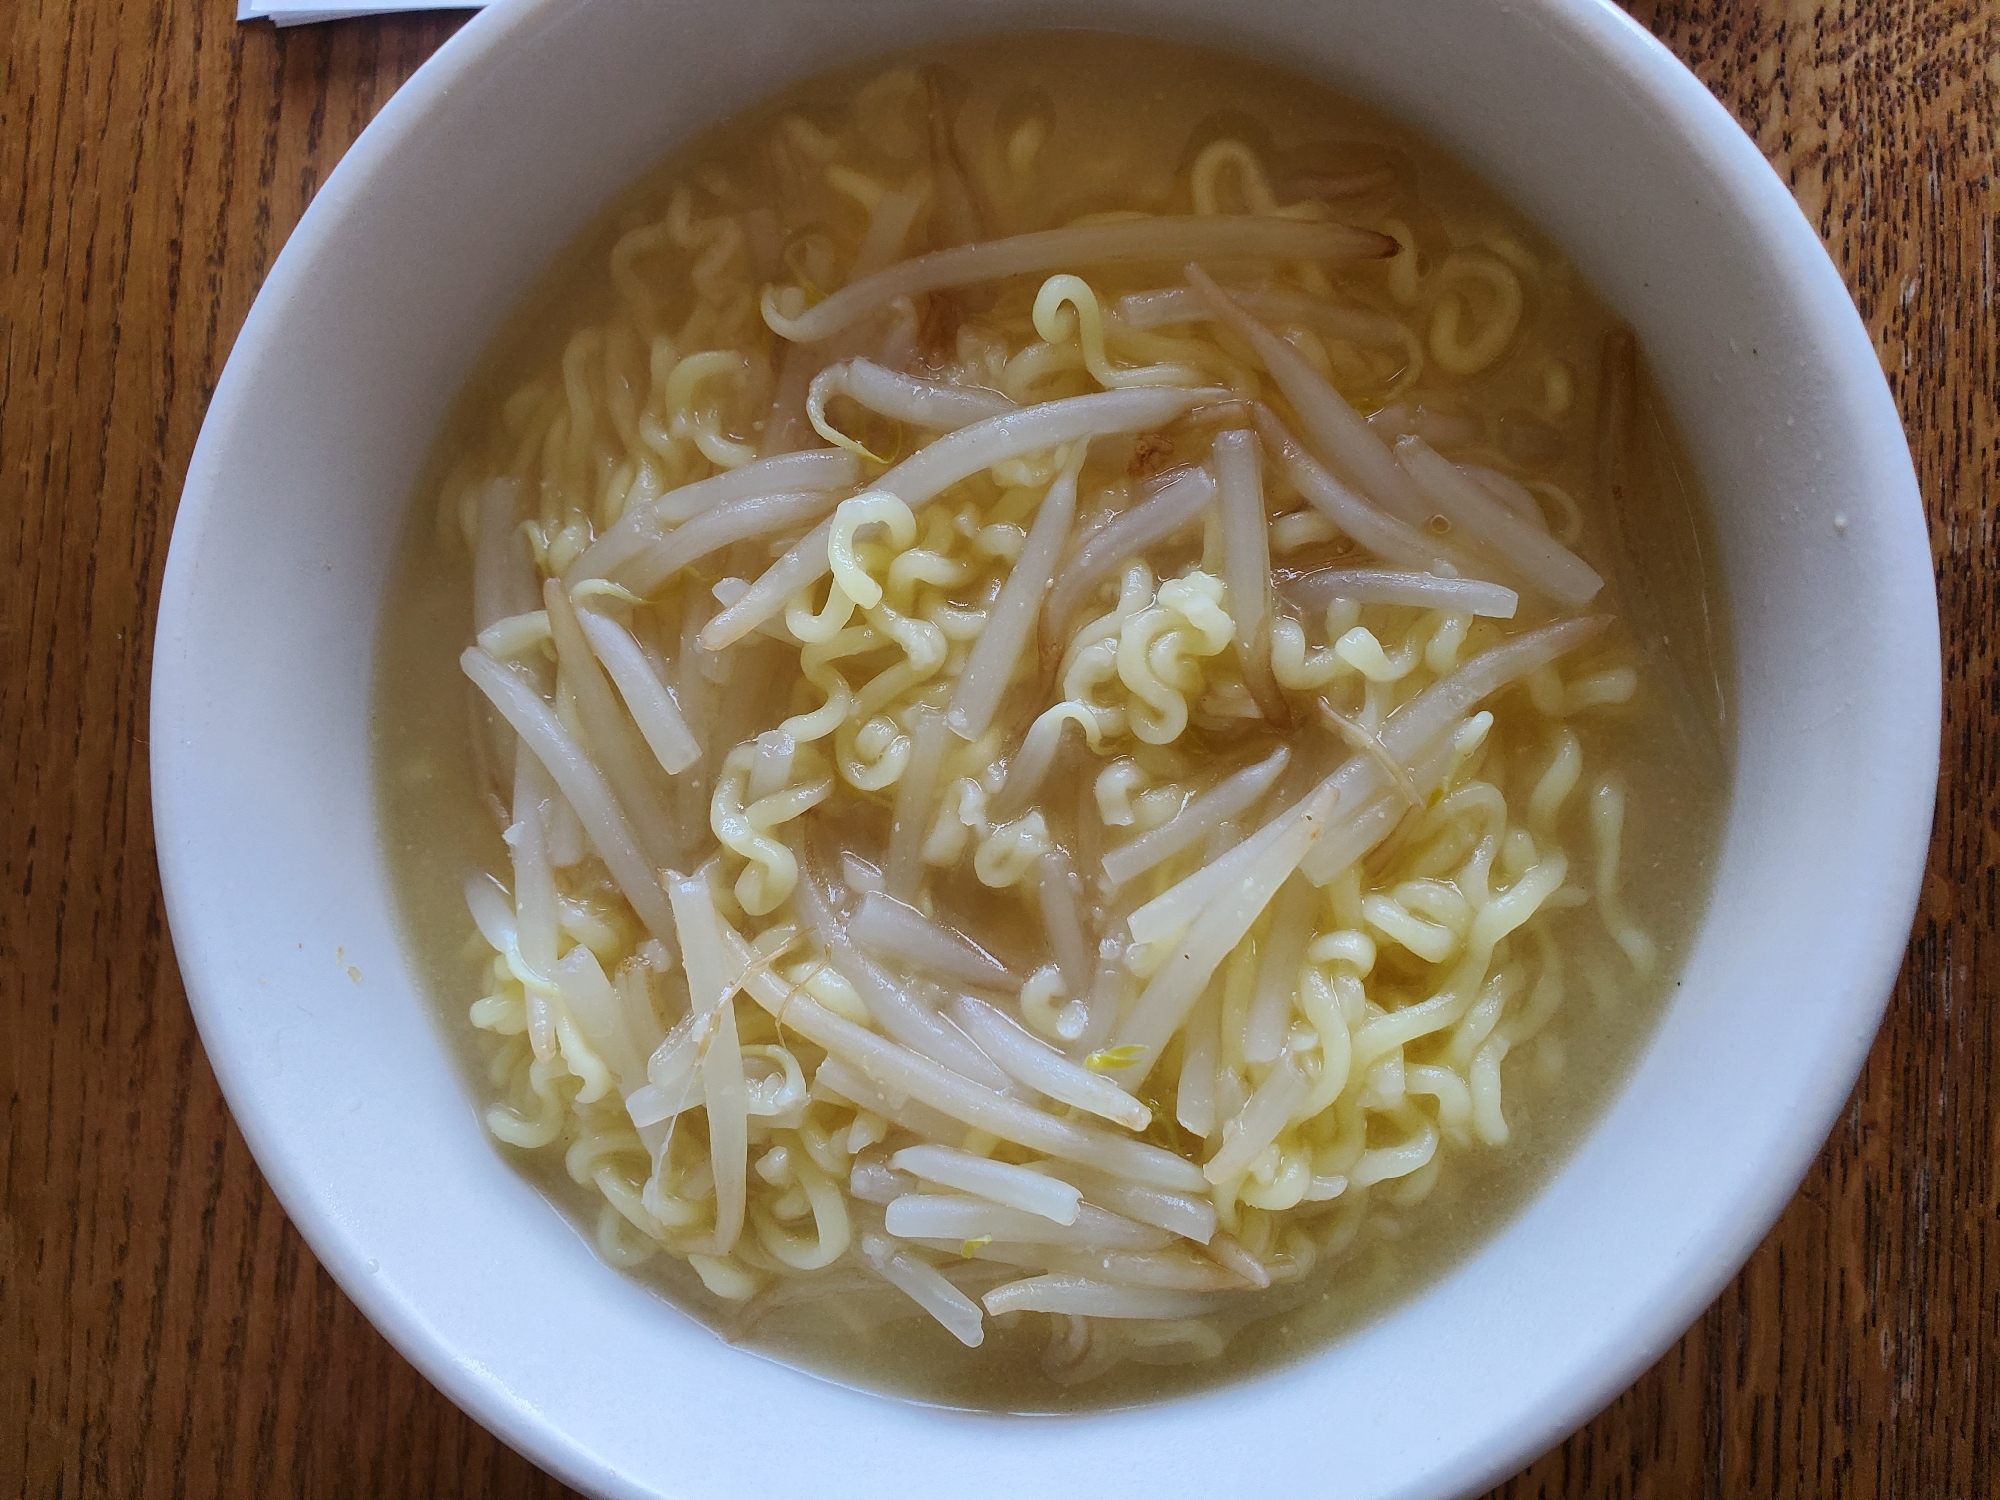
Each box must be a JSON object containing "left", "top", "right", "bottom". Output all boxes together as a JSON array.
[{"left": 375, "top": 30, "right": 1729, "bottom": 1410}]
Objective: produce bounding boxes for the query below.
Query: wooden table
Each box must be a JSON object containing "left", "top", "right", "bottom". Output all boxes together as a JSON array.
[{"left": 4, "top": 1, "right": 1992, "bottom": 1493}]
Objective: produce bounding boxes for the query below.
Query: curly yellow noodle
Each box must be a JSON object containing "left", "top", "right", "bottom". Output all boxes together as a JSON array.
[{"left": 405, "top": 45, "right": 1712, "bottom": 1397}]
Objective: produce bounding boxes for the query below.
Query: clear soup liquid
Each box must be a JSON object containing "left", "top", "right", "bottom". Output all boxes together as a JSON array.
[{"left": 375, "top": 30, "right": 1728, "bottom": 1411}]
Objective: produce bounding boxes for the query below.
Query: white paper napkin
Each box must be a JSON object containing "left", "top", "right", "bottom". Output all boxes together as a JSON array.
[{"left": 238, "top": 0, "right": 478, "bottom": 26}]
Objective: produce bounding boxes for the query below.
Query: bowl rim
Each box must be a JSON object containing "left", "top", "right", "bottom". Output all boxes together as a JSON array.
[{"left": 152, "top": 0, "right": 1940, "bottom": 1495}]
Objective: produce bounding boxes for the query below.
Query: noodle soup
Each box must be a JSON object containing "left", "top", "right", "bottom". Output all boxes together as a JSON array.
[{"left": 375, "top": 30, "right": 1728, "bottom": 1409}]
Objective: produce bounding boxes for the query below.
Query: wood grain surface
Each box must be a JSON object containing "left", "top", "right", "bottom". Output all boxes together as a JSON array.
[{"left": 2, "top": 1, "right": 1991, "bottom": 1494}]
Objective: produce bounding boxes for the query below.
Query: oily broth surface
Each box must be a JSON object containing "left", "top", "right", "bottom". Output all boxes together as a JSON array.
[{"left": 374, "top": 30, "right": 1729, "bottom": 1410}]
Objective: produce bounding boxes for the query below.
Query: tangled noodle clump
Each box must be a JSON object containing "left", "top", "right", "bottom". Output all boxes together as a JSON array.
[{"left": 434, "top": 52, "right": 1669, "bottom": 1383}]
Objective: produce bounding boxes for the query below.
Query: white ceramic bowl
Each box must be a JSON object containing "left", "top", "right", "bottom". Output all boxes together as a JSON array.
[{"left": 153, "top": 1, "right": 1939, "bottom": 1495}]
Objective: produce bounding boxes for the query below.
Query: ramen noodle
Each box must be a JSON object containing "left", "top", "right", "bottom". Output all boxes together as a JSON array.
[{"left": 376, "top": 31, "right": 1728, "bottom": 1408}]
